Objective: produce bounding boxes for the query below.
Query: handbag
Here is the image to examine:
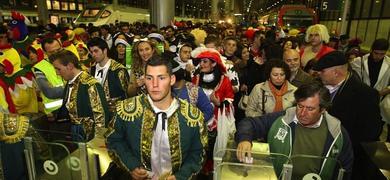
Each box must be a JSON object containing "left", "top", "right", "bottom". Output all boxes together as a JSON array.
[{"left": 238, "top": 91, "right": 249, "bottom": 110}]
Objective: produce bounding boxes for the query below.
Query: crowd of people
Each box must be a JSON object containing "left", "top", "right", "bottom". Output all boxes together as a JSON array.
[{"left": 0, "top": 11, "right": 389, "bottom": 180}]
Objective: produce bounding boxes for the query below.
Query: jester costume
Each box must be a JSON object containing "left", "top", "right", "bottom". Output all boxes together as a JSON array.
[
  {"left": 59, "top": 71, "right": 109, "bottom": 142},
  {"left": 8, "top": 11, "right": 34, "bottom": 67},
  {"left": 106, "top": 94, "right": 207, "bottom": 179},
  {"left": 0, "top": 78, "right": 16, "bottom": 113},
  {"left": 0, "top": 44, "right": 38, "bottom": 114},
  {"left": 0, "top": 112, "right": 30, "bottom": 180}
]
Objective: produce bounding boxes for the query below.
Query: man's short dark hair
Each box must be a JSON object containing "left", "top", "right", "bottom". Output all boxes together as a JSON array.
[
  {"left": 41, "top": 37, "right": 61, "bottom": 52},
  {"left": 87, "top": 37, "right": 109, "bottom": 52},
  {"left": 264, "top": 60, "right": 291, "bottom": 81},
  {"left": 101, "top": 25, "right": 110, "bottom": 31},
  {"left": 223, "top": 36, "right": 237, "bottom": 44},
  {"left": 119, "top": 22, "right": 130, "bottom": 28},
  {"left": 204, "top": 35, "right": 220, "bottom": 46},
  {"left": 166, "top": 25, "right": 175, "bottom": 31},
  {"left": 145, "top": 55, "right": 173, "bottom": 75},
  {"left": 371, "top": 38, "right": 389, "bottom": 51},
  {"left": 49, "top": 49, "right": 81, "bottom": 69},
  {"left": 294, "top": 81, "right": 331, "bottom": 109}
]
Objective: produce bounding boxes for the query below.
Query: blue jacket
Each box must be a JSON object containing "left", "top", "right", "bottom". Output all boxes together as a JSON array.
[{"left": 173, "top": 82, "right": 213, "bottom": 121}]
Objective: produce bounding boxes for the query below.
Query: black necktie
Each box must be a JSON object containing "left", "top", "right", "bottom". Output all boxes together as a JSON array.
[
  {"left": 153, "top": 112, "right": 167, "bottom": 131},
  {"left": 97, "top": 69, "right": 103, "bottom": 78}
]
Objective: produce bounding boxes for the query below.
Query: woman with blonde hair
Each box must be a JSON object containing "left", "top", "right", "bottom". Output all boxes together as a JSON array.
[{"left": 127, "top": 39, "right": 159, "bottom": 96}]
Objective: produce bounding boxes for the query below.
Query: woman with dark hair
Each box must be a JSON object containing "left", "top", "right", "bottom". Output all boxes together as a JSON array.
[
  {"left": 127, "top": 39, "right": 159, "bottom": 97},
  {"left": 245, "top": 60, "right": 297, "bottom": 117},
  {"left": 109, "top": 38, "right": 130, "bottom": 65}
]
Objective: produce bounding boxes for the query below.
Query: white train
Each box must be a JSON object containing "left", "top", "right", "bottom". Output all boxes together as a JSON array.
[{"left": 74, "top": 3, "right": 150, "bottom": 26}]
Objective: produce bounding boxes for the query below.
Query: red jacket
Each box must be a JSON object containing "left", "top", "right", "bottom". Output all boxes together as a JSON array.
[
  {"left": 192, "top": 74, "right": 234, "bottom": 130},
  {"left": 300, "top": 45, "right": 334, "bottom": 61}
]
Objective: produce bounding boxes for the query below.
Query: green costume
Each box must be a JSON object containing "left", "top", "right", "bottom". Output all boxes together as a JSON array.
[
  {"left": 91, "top": 60, "right": 129, "bottom": 114},
  {"left": 0, "top": 113, "right": 29, "bottom": 180},
  {"left": 106, "top": 94, "right": 207, "bottom": 179},
  {"left": 60, "top": 71, "right": 109, "bottom": 141}
]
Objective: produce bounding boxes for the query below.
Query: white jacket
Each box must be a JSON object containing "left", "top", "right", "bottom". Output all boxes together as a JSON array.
[{"left": 351, "top": 54, "right": 390, "bottom": 92}]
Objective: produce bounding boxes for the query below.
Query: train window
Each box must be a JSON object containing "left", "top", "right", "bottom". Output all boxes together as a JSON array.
[
  {"left": 101, "top": 10, "right": 111, "bottom": 18},
  {"left": 82, "top": 9, "right": 100, "bottom": 17}
]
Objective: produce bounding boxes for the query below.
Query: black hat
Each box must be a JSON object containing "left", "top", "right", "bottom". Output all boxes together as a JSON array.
[
  {"left": 312, "top": 51, "right": 347, "bottom": 71},
  {"left": 340, "top": 34, "right": 349, "bottom": 41}
]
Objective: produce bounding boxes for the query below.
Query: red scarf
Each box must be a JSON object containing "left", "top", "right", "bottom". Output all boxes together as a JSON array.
[{"left": 268, "top": 81, "right": 288, "bottom": 112}]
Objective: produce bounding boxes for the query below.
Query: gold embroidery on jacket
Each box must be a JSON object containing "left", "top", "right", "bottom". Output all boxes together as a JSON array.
[
  {"left": 140, "top": 106, "right": 154, "bottom": 169},
  {"left": 88, "top": 85, "right": 105, "bottom": 129},
  {"left": 0, "top": 114, "right": 29, "bottom": 143},
  {"left": 180, "top": 99, "right": 204, "bottom": 128},
  {"left": 168, "top": 112, "right": 182, "bottom": 172},
  {"left": 116, "top": 96, "right": 144, "bottom": 121}
]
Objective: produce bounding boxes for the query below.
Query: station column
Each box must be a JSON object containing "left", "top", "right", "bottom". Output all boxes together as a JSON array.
[
  {"left": 211, "top": 0, "right": 219, "bottom": 22},
  {"left": 150, "top": 0, "right": 175, "bottom": 28},
  {"left": 37, "top": 0, "right": 49, "bottom": 25}
]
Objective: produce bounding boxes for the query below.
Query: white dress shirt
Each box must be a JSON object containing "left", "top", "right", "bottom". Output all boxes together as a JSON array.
[{"left": 147, "top": 95, "right": 179, "bottom": 178}]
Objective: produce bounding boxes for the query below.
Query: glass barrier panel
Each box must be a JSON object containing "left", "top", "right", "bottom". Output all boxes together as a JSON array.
[
  {"left": 24, "top": 137, "right": 81, "bottom": 180},
  {"left": 214, "top": 148, "right": 289, "bottom": 180},
  {"left": 289, "top": 154, "right": 345, "bottom": 180}
]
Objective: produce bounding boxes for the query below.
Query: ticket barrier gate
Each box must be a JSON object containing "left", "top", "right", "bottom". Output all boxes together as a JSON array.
[
  {"left": 23, "top": 129, "right": 110, "bottom": 180},
  {"left": 214, "top": 143, "right": 346, "bottom": 180}
]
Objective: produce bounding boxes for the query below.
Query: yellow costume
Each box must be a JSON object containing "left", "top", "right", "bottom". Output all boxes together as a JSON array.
[{"left": 0, "top": 46, "right": 38, "bottom": 114}]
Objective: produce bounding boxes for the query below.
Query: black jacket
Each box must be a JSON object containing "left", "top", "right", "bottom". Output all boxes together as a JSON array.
[{"left": 328, "top": 73, "right": 382, "bottom": 144}]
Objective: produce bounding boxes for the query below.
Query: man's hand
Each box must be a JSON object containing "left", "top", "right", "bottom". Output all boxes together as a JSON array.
[
  {"left": 236, "top": 141, "right": 252, "bottom": 163},
  {"left": 210, "top": 92, "right": 221, "bottom": 106},
  {"left": 379, "top": 87, "right": 390, "bottom": 96},
  {"left": 136, "top": 76, "right": 145, "bottom": 87},
  {"left": 240, "top": 84, "right": 248, "bottom": 93},
  {"left": 185, "top": 63, "right": 195, "bottom": 72},
  {"left": 130, "top": 167, "right": 148, "bottom": 180},
  {"left": 254, "top": 56, "right": 264, "bottom": 65}
]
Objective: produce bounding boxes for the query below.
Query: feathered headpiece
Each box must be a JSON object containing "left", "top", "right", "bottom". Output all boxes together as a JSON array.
[{"left": 8, "top": 11, "right": 29, "bottom": 41}]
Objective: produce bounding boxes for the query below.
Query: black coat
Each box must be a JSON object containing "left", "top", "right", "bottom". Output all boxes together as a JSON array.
[{"left": 328, "top": 73, "right": 382, "bottom": 144}]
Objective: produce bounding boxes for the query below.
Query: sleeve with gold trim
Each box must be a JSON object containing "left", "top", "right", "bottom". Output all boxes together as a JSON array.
[
  {"left": 106, "top": 96, "right": 144, "bottom": 172},
  {"left": 88, "top": 83, "right": 109, "bottom": 129},
  {"left": 175, "top": 99, "right": 207, "bottom": 179}
]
